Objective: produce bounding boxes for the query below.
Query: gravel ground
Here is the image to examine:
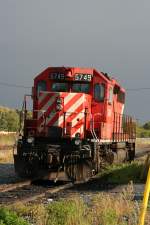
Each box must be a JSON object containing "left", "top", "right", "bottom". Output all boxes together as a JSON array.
[
  {"left": 0, "top": 149, "right": 23, "bottom": 186},
  {"left": 0, "top": 163, "right": 16, "bottom": 184}
]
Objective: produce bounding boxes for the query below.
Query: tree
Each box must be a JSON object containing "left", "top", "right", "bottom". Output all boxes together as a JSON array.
[
  {"left": 0, "top": 107, "right": 19, "bottom": 131},
  {"left": 5, "top": 110, "right": 19, "bottom": 131},
  {"left": 143, "top": 121, "right": 150, "bottom": 130},
  {"left": 0, "top": 112, "right": 8, "bottom": 131}
]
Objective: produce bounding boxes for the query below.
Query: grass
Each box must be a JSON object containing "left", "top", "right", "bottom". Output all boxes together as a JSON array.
[
  {"left": 90, "top": 185, "right": 138, "bottom": 225},
  {"left": 9, "top": 198, "right": 90, "bottom": 225},
  {"left": 0, "top": 133, "right": 16, "bottom": 163},
  {"left": 0, "top": 133, "right": 16, "bottom": 147},
  {"left": 0, "top": 150, "right": 13, "bottom": 163},
  {"left": 0, "top": 207, "right": 29, "bottom": 225},
  {"left": 136, "top": 138, "right": 150, "bottom": 149},
  {"left": 96, "top": 162, "right": 145, "bottom": 184},
  {"left": 5, "top": 183, "right": 150, "bottom": 225},
  {"left": 136, "top": 126, "right": 150, "bottom": 138}
]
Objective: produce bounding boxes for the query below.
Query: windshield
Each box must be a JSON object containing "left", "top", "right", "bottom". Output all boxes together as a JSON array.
[
  {"left": 51, "top": 83, "right": 69, "bottom": 92},
  {"left": 72, "top": 83, "right": 90, "bottom": 94},
  {"left": 51, "top": 82, "right": 90, "bottom": 93}
]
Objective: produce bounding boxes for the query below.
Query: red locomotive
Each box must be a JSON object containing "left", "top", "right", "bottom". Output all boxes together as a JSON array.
[{"left": 14, "top": 67, "right": 136, "bottom": 181}]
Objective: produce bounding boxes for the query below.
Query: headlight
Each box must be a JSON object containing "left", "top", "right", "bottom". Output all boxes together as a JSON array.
[
  {"left": 75, "top": 133, "right": 81, "bottom": 138},
  {"left": 74, "top": 139, "right": 81, "bottom": 145},
  {"left": 27, "top": 137, "right": 34, "bottom": 144}
]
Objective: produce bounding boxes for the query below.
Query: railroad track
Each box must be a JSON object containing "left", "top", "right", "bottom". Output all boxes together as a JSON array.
[
  {"left": 0, "top": 179, "right": 33, "bottom": 193},
  {"left": 0, "top": 147, "right": 149, "bottom": 206},
  {"left": 0, "top": 181, "right": 73, "bottom": 205}
]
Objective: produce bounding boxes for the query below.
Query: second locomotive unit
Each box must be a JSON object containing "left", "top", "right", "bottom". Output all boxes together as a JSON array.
[{"left": 14, "top": 67, "right": 136, "bottom": 181}]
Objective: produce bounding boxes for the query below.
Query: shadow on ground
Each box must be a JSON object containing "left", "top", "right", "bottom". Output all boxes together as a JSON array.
[{"left": 70, "top": 163, "right": 145, "bottom": 192}]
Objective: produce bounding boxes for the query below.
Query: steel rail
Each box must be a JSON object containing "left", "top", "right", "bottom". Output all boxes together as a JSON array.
[
  {"left": 0, "top": 182, "right": 74, "bottom": 205},
  {"left": 11, "top": 183, "right": 74, "bottom": 205},
  {"left": 0, "top": 180, "right": 33, "bottom": 193}
]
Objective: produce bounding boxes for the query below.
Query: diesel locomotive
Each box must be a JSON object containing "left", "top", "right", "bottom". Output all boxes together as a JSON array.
[{"left": 14, "top": 67, "right": 136, "bottom": 181}]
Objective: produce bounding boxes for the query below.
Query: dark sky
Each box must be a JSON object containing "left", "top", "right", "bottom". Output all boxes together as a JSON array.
[{"left": 0, "top": 0, "right": 150, "bottom": 123}]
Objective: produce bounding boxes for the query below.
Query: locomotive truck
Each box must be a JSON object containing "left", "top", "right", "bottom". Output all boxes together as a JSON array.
[{"left": 14, "top": 67, "right": 136, "bottom": 181}]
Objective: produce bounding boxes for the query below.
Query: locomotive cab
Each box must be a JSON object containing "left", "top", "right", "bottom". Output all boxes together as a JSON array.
[
  {"left": 14, "top": 67, "right": 136, "bottom": 181},
  {"left": 35, "top": 79, "right": 92, "bottom": 141}
]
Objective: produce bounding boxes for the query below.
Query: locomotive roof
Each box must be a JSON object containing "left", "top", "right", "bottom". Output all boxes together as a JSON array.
[{"left": 34, "top": 67, "right": 125, "bottom": 92}]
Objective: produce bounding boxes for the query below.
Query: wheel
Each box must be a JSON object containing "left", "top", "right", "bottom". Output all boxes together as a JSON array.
[{"left": 65, "top": 158, "right": 92, "bottom": 182}]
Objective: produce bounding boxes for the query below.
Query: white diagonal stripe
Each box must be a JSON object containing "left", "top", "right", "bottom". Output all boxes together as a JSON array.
[
  {"left": 46, "top": 93, "right": 78, "bottom": 126},
  {"left": 64, "top": 93, "right": 77, "bottom": 105},
  {"left": 38, "top": 94, "right": 58, "bottom": 119},
  {"left": 54, "top": 95, "right": 84, "bottom": 127},
  {"left": 71, "top": 111, "right": 84, "bottom": 127}
]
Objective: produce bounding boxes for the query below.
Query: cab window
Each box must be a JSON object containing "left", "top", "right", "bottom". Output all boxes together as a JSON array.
[
  {"left": 72, "top": 83, "right": 90, "bottom": 94},
  {"left": 51, "top": 82, "right": 69, "bottom": 92},
  {"left": 117, "top": 91, "right": 125, "bottom": 103},
  {"left": 37, "top": 80, "right": 47, "bottom": 95},
  {"left": 94, "top": 83, "right": 105, "bottom": 102}
]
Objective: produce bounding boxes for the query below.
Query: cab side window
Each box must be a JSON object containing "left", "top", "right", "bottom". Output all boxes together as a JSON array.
[
  {"left": 37, "top": 80, "right": 47, "bottom": 95},
  {"left": 94, "top": 83, "right": 105, "bottom": 102},
  {"left": 117, "top": 91, "right": 125, "bottom": 103}
]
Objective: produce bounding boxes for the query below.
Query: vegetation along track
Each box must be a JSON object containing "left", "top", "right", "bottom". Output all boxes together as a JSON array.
[{"left": 0, "top": 181, "right": 73, "bottom": 205}]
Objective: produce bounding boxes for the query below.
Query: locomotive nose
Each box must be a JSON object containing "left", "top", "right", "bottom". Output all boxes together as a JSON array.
[
  {"left": 37, "top": 92, "right": 91, "bottom": 139},
  {"left": 59, "top": 92, "right": 91, "bottom": 139}
]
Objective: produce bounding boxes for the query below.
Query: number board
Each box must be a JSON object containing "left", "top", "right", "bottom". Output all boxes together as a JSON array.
[
  {"left": 50, "top": 73, "right": 65, "bottom": 80},
  {"left": 74, "top": 73, "right": 92, "bottom": 82}
]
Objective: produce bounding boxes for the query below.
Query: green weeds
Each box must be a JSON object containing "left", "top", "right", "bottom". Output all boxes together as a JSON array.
[
  {"left": 97, "top": 162, "right": 144, "bottom": 184},
  {"left": 2, "top": 184, "right": 150, "bottom": 225},
  {"left": 0, "top": 207, "right": 29, "bottom": 225}
]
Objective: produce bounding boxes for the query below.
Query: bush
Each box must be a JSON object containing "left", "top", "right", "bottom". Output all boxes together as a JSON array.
[
  {"left": 0, "top": 107, "right": 19, "bottom": 132},
  {"left": 143, "top": 121, "right": 150, "bottom": 130},
  {"left": 0, "top": 208, "right": 29, "bottom": 225},
  {"left": 136, "top": 123, "right": 150, "bottom": 138}
]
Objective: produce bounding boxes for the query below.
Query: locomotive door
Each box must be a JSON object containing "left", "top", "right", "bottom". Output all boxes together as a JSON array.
[
  {"left": 106, "top": 86, "right": 114, "bottom": 140},
  {"left": 91, "top": 83, "right": 105, "bottom": 139}
]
